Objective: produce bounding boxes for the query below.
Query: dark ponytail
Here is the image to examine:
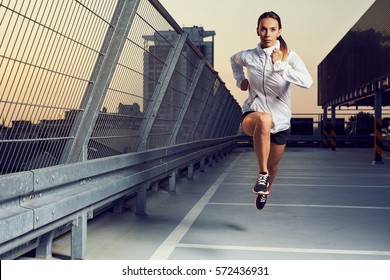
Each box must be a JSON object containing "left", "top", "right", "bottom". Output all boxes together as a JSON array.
[
  {"left": 278, "top": 35, "right": 288, "bottom": 61},
  {"left": 257, "top": 11, "right": 288, "bottom": 61}
]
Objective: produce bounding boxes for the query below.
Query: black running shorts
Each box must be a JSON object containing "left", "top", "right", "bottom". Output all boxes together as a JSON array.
[{"left": 241, "top": 111, "right": 289, "bottom": 145}]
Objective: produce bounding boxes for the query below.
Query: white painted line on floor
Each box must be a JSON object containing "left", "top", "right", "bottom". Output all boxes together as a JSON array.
[
  {"left": 275, "top": 183, "right": 390, "bottom": 188},
  {"left": 177, "top": 243, "right": 390, "bottom": 256},
  {"left": 270, "top": 204, "right": 390, "bottom": 210},
  {"left": 222, "top": 182, "right": 390, "bottom": 188},
  {"left": 229, "top": 174, "right": 390, "bottom": 180},
  {"left": 149, "top": 155, "right": 240, "bottom": 260},
  {"left": 208, "top": 202, "right": 390, "bottom": 210}
]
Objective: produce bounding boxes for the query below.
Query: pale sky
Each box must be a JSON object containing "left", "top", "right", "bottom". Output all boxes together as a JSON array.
[{"left": 159, "top": 0, "right": 376, "bottom": 115}]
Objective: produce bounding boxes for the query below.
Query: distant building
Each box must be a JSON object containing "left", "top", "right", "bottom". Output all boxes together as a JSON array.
[
  {"left": 318, "top": 0, "right": 390, "bottom": 108},
  {"left": 183, "top": 26, "right": 215, "bottom": 67},
  {"left": 118, "top": 102, "right": 141, "bottom": 116}
]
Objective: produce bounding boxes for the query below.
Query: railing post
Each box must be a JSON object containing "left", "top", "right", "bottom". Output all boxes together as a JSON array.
[
  {"left": 187, "top": 164, "right": 194, "bottom": 180},
  {"left": 168, "top": 171, "right": 176, "bottom": 193},
  {"left": 136, "top": 184, "right": 148, "bottom": 216},
  {"left": 35, "top": 230, "right": 55, "bottom": 259},
  {"left": 200, "top": 158, "right": 205, "bottom": 172},
  {"left": 71, "top": 212, "right": 88, "bottom": 260},
  {"left": 208, "top": 155, "right": 214, "bottom": 167}
]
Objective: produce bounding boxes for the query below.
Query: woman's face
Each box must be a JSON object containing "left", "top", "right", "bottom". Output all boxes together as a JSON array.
[{"left": 257, "top": 17, "right": 281, "bottom": 49}]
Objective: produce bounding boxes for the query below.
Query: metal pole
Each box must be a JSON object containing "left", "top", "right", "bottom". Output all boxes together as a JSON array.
[
  {"left": 211, "top": 89, "right": 229, "bottom": 138},
  {"left": 202, "top": 84, "right": 224, "bottom": 139},
  {"left": 188, "top": 71, "right": 218, "bottom": 141},
  {"left": 168, "top": 58, "right": 206, "bottom": 146},
  {"left": 331, "top": 106, "right": 336, "bottom": 151},
  {"left": 60, "top": 0, "right": 141, "bottom": 163},
  {"left": 373, "top": 79, "right": 384, "bottom": 164},
  {"left": 134, "top": 33, "right": 188, "bottom": 151},
  {"left": 322, "top": 106, "right": 329, "bottom": 148}
]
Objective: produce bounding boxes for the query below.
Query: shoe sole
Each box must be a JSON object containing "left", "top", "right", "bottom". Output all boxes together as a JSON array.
[
  {"left": 252, "top": 189, "right": 270, "bottom": 195},
  {"left": 253, "top": 182, "right": 270, "bottom": 195},
  {"left": 254, "top": 195, "right": 267, "bottom": 210}
]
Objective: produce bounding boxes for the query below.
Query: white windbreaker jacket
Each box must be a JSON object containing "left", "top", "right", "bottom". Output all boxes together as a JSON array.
[{"left": 231, "top": 40, "right": 313, "bottom": 133}]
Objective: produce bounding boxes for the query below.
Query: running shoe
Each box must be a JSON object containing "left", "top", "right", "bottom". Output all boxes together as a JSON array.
[
  {"left": 253, "top": 172, "right": 269, "bottom": 195},
  {"left": 254, "top": 194, "right": 268, "bottom": 210}
]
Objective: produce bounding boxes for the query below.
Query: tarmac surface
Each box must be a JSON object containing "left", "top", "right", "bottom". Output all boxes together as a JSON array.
[{"left": 52, "top": 147, "right": 390, "bottom": 260}]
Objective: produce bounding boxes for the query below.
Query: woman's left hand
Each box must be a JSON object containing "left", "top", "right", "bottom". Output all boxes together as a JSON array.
[{"left": 271, "top": 49, "right": 283, "bottom": 64}]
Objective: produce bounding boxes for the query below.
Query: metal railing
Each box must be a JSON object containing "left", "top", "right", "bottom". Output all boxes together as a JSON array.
[
  {"left": 0, "top": 136, "right": 237, "bottom": 259},
  {"left": 0, "top": 0, "right": 241, "bottom": 259}
]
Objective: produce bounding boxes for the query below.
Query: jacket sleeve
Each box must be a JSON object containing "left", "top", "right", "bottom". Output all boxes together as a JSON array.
[
  {"left": 230, "top": 51, "right": 247, "bottom": 88},
  {"left": 273, "top": 51, "right": 313, "bottom": 89}
]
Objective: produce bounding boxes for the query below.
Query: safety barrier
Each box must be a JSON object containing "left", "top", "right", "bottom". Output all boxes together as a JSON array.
[{"left": 0, "top": 136, "right": 237, "bottom": 259}]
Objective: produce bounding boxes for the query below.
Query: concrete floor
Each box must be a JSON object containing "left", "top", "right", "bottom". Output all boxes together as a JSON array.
[{"left": 52, "top": 147, "right": 390, "bottom": 260}]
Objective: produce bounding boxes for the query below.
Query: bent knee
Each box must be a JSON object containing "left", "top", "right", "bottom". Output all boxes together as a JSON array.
[
  {"left": 242, "top": 112, "right": 272, "bottom": 136},
  {"left": 254, "top": 112, "right": 272, "bottom": 130}
]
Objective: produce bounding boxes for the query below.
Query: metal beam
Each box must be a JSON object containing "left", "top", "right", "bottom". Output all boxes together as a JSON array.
[
  {"left": 134, "top": 33, "right": 188, "bottom": 151},
  {"left": 202, "top": 86, "right": 224, "bottom": 139},
  {"left": 168, "top": 58, "right": 206, "bottom": 145},
  {"left": 60, "top": 0, "right": 141, "bottom": 163},
  {"left": 188, "top": 71, "right": 218, "bottom": 141},
  {"left": 209, "top": 88, "right": 229, "bottom": 138}
]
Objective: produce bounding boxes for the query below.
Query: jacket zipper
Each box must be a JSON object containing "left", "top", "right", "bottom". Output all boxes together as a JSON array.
[
  {"left": 262, "top": 54, "right": 272, "bottom": 115},
  {"left": 263, "top": 51, "right": 290, "bottom": 111}
]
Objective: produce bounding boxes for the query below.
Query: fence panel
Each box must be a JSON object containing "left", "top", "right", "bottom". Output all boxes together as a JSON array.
[
  {"left": 0, "top": 0, "right": 241, "bottom": 174},
  {"left": 0, "top": 0, "right": 119, "bottom": 173}
]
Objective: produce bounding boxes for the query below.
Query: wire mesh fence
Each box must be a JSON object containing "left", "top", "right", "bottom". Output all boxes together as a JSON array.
[
  {"left": 0, "top": 0, "right": 241, "bottom": 174},
  {"left": 0, "top": 0, "right": 118, "bottom": 173}
]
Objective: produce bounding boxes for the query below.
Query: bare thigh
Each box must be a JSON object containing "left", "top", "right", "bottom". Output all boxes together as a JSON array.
[{"left": 241, "top": 111, "right": 272, "bottom": 136}]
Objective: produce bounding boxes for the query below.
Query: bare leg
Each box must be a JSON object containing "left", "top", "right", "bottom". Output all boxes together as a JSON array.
[
  {"left": 242, "top": 112, "right": 286, "bottom": 195},
  {"left": 267, "top": 142, "right": 286, "bottom": 193},
  {"left": 242, "top": 113, "right": 286, "bottom": 210},
  {"left": 241, "top": 112, "right": 273, "bottom": 174}
]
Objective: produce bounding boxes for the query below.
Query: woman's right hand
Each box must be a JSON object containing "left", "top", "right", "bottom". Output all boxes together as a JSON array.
[{"left": 240, "top": 78, "right": 249, "bottom": 91}]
